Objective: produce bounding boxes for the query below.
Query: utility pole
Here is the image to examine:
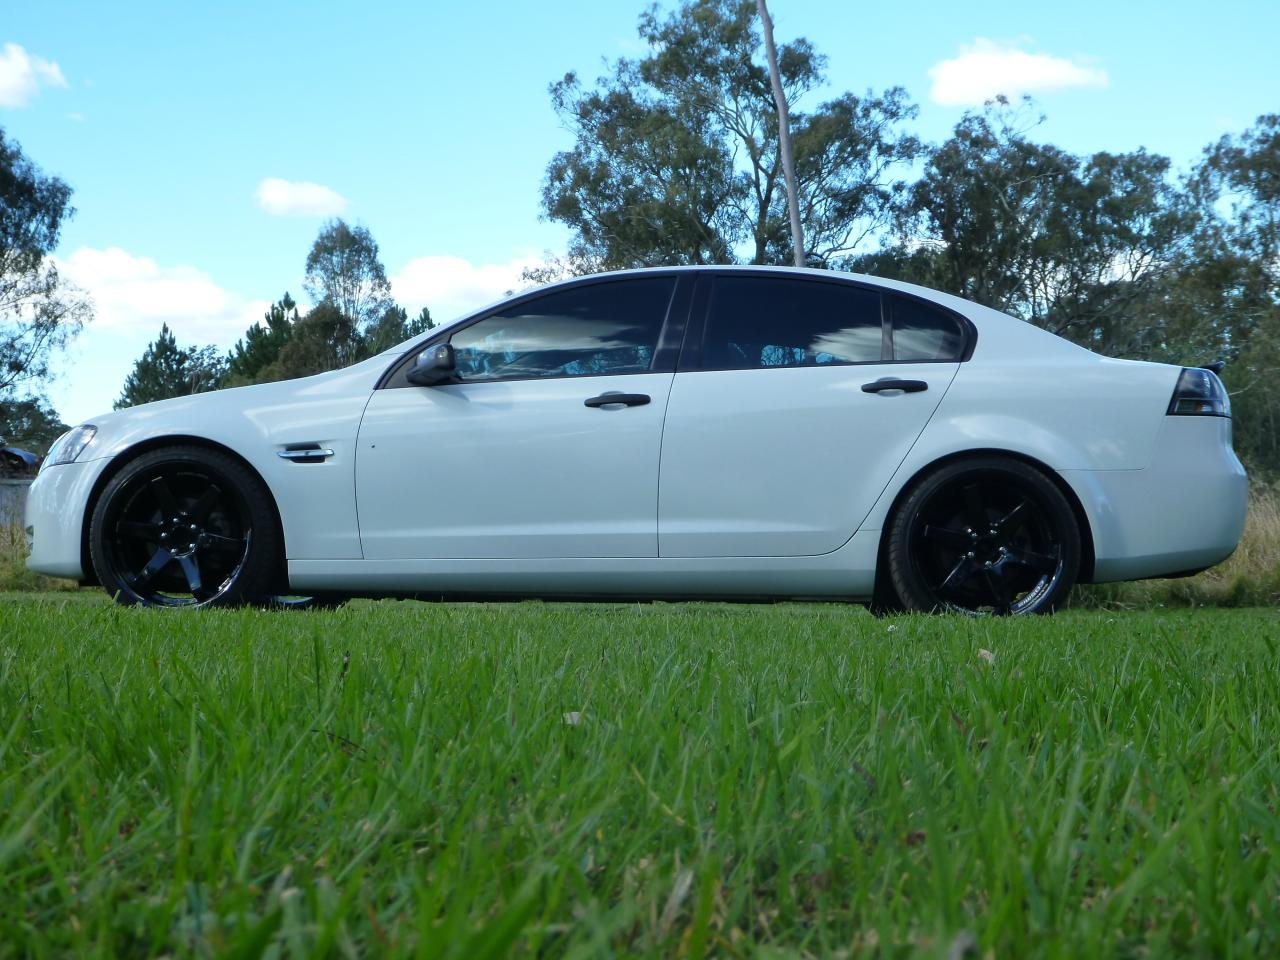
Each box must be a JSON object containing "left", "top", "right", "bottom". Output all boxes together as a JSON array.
[{"left": 757, "top": 0, "right": 805, "bottom": 267}]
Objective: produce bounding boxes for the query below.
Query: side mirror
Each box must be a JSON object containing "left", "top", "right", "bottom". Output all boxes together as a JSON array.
[{"left": 406, "top": 343, "right": 457, "bottom": 386}]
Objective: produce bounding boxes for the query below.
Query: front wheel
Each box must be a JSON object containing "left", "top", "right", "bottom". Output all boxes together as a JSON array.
[
  {"left": 884, "top": 458, "right": 1081, "bottom": 615},
  {"left": 89, "top": 446, "right": 283, "bottom": 607}
]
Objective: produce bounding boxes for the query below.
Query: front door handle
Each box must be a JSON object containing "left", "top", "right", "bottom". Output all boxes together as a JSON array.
[
  {"left": 861, "top": 378, "right": 928, "bottom": 394},
  {"left": 584, "top": 392, "right": 651, "bottom": 408}
]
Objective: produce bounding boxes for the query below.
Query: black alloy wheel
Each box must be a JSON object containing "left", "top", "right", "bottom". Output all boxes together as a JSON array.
[
  {"left": 886, "top": 458, "right": 1081, "bottom": 615},
  {"left": 89, "top": 446, "right": 282, "bottom": 607}
]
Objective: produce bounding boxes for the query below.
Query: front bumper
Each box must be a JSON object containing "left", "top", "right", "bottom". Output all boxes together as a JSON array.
[
  {"left": 24, "top": 457, "right": 112, "bottom": 580},
  {"left": 1065, "top": 416, "right": 1248, "bottom": 583}
]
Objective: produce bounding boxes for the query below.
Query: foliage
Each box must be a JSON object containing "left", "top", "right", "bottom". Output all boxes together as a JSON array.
[
  {"left": 0, "top": 394, "right": 65, "bottom": 454},
  {"left": 222, "top": 293, "right": 299, "bottom": 387},
  {"left": 303, "top": 218, "right": 395, "bottom": 350},
  {"left": 363, "top": 305, "right": 436, "bottom": 356},
  {"left": 0, "top": 127, "right": 91, "bottom": 398},
  {"left": 0, "top": 597, "right": 1278, "bottom": 955},
  {"left": 519, "top": 252, "right": 606, "bottom": 286},
  {"left": 851, "top": 98, "right": 1194, "bottom": 358},
  {"left": 542, "top": 0, "right": 919, "bottom": 268},
  {"left": 256, "top": 302, "right": 360, "bottom": 382},
  {"left": 114, "top": 323, "right": 227, "bottom": 409},
  {"left": 210, "top": 224, "right": 427, "bottom": 390},
  {"left": 1193, "top": 115, "right": 1280, "bottom": 474}
]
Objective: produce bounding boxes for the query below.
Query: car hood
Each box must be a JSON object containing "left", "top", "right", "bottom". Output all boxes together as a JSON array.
[
  {"left": 82, "top": 353, "right": 397, "bottom": 428},
  {"left": 73, "top": 351, "right": 400, "bottom": 465}
]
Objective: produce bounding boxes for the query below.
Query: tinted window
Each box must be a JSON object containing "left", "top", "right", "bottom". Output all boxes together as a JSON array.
[
  {"left": 449, "top": 278, "right": 675, "bottom": 381},
  {"left": 891, "top": 296, "right": 965, "bottom": 361},
  {"left": 702, "top": 277, "right": 884, "bottom": 370}
]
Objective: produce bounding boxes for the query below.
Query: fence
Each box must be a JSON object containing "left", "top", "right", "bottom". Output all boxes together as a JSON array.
[{"left": 1, "top": 479, "right": 32, "bottom": 528}]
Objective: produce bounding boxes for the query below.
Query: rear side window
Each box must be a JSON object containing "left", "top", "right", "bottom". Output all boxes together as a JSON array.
[
  {"left": 890, "top": 295, "right": 965, "bottom": 361},
  {"left": 449, "top": 277, "right": 675, "bottom": 381},
  {"left": 701, "top": 276, "right": 885, "bottom": 370}
]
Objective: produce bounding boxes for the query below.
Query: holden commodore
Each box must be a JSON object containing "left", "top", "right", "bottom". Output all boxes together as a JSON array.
[{"left": 26, "top": 267, "right": 1247, "bottom": 615}]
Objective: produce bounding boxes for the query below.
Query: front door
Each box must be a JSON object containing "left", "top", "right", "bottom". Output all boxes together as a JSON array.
[{"left": 356, "top": 275, "right": 679, "bottom": 560}]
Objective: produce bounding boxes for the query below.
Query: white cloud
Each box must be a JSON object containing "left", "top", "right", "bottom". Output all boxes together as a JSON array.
[
  {"left": 255, "top": 177, "right": 348, "bottom": 217},
  {"left": 390, "top": 254, "right": 547, "bottom": 325},
  {"left": 46, "top": 247, "right": 272, "bottom": 421},
  {"left": 0, "top": 42, "right": 68, "bottom": 108},
  {"left": 928, "top": 38, "right": 1108, "bottom": 107},
  {"left": 55, "top": 247, "right": 267, "bottom": 346}
]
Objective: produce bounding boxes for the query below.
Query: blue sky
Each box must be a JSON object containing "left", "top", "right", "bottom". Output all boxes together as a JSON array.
[{"left": 3, "top": 0, "right": 1277, "bottom": 423}]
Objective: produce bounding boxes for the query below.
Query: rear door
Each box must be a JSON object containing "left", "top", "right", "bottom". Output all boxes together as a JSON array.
[{"left": 658, "top": 274, "right": 964, "bottom": 558}]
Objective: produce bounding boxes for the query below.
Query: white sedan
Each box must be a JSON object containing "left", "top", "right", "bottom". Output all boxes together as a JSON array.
[{"left": 26, "top": 267, "right": 1247, "bottom": 615}]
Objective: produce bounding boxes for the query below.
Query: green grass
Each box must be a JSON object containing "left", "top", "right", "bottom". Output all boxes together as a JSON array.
[{"left": 1, "top": 596, "right": 1278, "bottom": 958}]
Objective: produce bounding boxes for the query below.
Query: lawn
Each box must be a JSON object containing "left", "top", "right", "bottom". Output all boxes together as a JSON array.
[{"left": 1, "top": 596, "right": 1277, "bottom": 958}]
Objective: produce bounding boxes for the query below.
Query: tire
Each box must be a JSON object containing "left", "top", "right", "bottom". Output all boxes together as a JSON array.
[
  {"left": 89, "top": 445, "right": 283, "bottom": 608},
  {"left": 884, "top": 457, "right": 1081, "bottom": 615}
]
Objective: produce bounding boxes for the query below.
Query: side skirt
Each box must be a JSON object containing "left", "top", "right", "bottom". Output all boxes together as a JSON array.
[{"left": 288, "top": 531, "right": 881, "bottom": 601}]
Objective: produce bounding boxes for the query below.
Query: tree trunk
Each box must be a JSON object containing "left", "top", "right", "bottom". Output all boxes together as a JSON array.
[{"left": 757, "top": 0, "right": 805, "bottom": 267}]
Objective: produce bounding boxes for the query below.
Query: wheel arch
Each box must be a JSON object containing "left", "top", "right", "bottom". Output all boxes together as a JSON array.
[
  {"left": 79, "top": 435, "right": 288, "bottom": 589},
  {"left": 873, "top": 448, "right": 1096, "bottom": 594}
]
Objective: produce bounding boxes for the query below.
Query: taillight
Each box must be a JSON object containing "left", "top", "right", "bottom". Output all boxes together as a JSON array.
[{"left": 1168, "top": 367, "right": 1230, "bottom": 417}]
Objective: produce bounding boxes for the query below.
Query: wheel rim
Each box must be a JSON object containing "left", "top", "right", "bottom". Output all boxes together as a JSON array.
[
  {"left": 908, "top": 470, "right": 1066, "bottom": 615},
  {"left": 102, "top": 465, "right": 252, "bottom": 606}
]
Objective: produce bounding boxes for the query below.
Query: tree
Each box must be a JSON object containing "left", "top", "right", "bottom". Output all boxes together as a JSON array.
[
  {"left": 856, "top": 98, "right": 1194, "bottom": 358},
  {"left": 541, "top": 0, "right": 919, "bottom": 269},
  {"left": 303, "top": 219, "right": 394, "bottom": 355},
  {"left": 0, "top": 394, "right": 66, "bottom": 454},
  {"left": 1189, "top": 115, "right": 1280, "bottom": 473},
  {"left": 409, "top": 307, "right": 436, "bottom": 337},
  {"left": 222, "top": 293, "right": 298, "bottom": 386},
  {"left": 363, "top": 305, "right": 436, "bottom": 356},
  {"left": 1, "top": 127, "right": 91, "bottom": 398},
  {"left": 115, "top": 324, "right": 226, "bottom": 409},
  {"left": 261, "top": 302, "right": 358, "bottom": 381}
]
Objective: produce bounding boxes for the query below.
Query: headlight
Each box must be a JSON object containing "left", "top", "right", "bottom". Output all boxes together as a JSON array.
[{"left": 42, "top": 424, "right": 98, "bottom": 470}]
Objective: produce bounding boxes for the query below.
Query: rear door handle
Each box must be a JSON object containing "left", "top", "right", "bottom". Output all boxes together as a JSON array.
[
  {"left": 584, "top": 392, "right": 651, "bottom": 408},
  {"left": 861, "top": 378, "right": 928, "bottom": 394}
]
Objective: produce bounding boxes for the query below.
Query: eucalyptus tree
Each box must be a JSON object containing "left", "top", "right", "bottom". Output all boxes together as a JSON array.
[
  {"left": 858, "top": 99, "right": 1194, "bottom": 359},
  {"left": 303, "top": 219, "right": 395, "bottom": 359},
  {"left": 0, "top": 127, "right": 90, "bottom": 397},
  {"left": 541, "top": 0, "right": 919, "bottom": 269}
]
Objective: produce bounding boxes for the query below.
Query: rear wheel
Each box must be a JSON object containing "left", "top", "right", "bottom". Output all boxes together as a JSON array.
[
  {"left": 885, "top": 458, "right": 1080, "bottom": 615},
  {"left": 89, "top": 446, "right": 282, "bottom": 607}
]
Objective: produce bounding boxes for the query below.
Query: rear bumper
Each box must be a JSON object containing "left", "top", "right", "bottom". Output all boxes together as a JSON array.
[
  {"left": 24, "top": 458, "right": 110, "bottom": 580},
  {"left": 1065, "top": 417, "right": 1247, "bottom": 583}
]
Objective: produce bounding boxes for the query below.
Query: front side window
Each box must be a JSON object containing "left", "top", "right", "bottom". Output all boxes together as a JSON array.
[
  {"left": 449, "top": 277, "right": 675, "bottom": 382},
  {"left": 891, "top": 295, "right": 965, "bottom": 361},
  {"left": 702, "top": 276, "right": 884, "bottom": 370}
]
